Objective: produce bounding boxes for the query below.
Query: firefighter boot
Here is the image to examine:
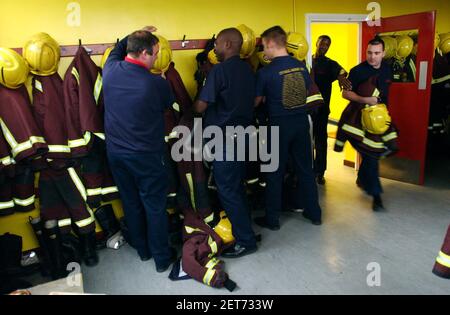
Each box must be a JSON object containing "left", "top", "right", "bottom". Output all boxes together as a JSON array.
[
  {"left": 94, "top": 204, "right": 125, "bottom": 250},
  {"left": 43, "top": 220, "right": 67, "bottom": 280},
  {"left": 29, "top": 217, "right": 53, "bottom": 277},
  {"left": 78, "top": 231, "right": 99, "bottom": 267}
]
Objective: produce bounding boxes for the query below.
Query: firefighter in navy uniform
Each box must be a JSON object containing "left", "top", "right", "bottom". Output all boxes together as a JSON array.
[
  {"left": 337, "top": 37, "right": 396, "bottom": 212},
  {"left": 254, "top": 26, "right": 324, "bottom": 229},
  {"left": 311, "top": 35, "right": 351, "bottom": 185},
  {"left": 194, "top": 28, "right": 258, "bottom": 258}
]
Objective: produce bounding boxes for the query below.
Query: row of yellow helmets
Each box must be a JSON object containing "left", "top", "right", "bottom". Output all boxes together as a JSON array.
[{"left": 381, "top": 32, "right": 450, "bottom": 60}]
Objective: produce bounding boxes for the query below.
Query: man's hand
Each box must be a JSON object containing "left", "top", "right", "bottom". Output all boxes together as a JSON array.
[
  {"left": 365, "top": 96, "right": 379, "bottom": 106},
  {"left": 338, "top": 75, "right": 352, "bottom": 91},
  {"left": 142, "top": 26, "right": 157, "bottom": 33}
]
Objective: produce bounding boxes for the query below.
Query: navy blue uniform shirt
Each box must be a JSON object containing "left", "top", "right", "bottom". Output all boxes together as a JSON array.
[
  {"left": 199, "top": 55, "right": 255, "bottom": 128},
  {"left": 256, "top": 55, "right": 313, "bottom": 117},
  {"left": 312, "top": 55, "right": 344, "bottom": 109},
  {"left": 103, "top": 36, "right": 175, "bottom": 154},
  {"left": 348, "top": 61, "right": 393, "bottom": 105}
]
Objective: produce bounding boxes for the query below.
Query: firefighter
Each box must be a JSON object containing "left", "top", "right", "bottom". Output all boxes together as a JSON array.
[
  {"left": 194, "top": 28, "right": 258, "bottom": 258},
  {"left": 103, "top": 27, "right": 177, "bottom": 273},
  {"left": 433, "top": 225, "right": 450, "bottom": 279},
  {"left": 338, "top": 37, "right": 395, "bottom": 212},
  {"left": 254, "top": 26, "right": 324, "bottom": 228},
  {"left": 311, "top": 35, "right": 351, "bottom": 185}
]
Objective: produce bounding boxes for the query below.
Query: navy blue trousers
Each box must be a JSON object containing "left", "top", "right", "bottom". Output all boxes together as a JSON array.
[
  {"left": 266, "top": 114, "right": 322, "bottom": 224},
  {"left": 358, "top": 153, "right": 383, "bottom": 196},
  {"left": 107, "top": 151, "right": 171, "bottom": 267}
]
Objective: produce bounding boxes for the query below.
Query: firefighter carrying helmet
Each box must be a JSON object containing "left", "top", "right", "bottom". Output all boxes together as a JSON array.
[
  {"left": 236, "top": 24, "right": 256, "bottom": 59},
  {"left": 208, "top": 49, "right": 220, "bottom": 65},
  {"left": 395, "top": 35, "right": 414, "bottom": 59},
  {"left": 381, "top": 36, "right": 397, "bottom": 59},
  {"left": 23, "top": 33, "right": 60, "bottom": 76},
  {"left": 287, "top": 32, "right": 309, "bottom": 61},
  {"left": 439, "top": 33, "right": 450, "bottom": 55},
  {"left": 361, "top": 103, "right": 392, "bottom": 135},
  {"left": 100, "top": 46, "right": 114, "bottom": 69},
  {"left": 151, "top": 35, "right": 173, "bottom": 74},
  {"left": 214, "top": 211, "right": 234, "bottom": 244},
  {"left": 0, "top": 48, "right": 30, "bottom": 89}
]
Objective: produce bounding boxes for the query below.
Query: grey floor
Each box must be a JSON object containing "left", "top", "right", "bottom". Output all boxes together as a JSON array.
[{"left": 82, "top": 148, "right": 450, "bottom": 295}]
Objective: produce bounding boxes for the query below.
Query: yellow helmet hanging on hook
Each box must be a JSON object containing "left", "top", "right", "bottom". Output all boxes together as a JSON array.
[
  {"left": 23, "top": 32, "right": 60, "bottom": 76},
  {"left": 236, "top": 24, "right": 256, "bottom": 59},
  {"left": 395, "top": 35, "right": 414, "bottom": 59},
  {"left": 381, "top": 36, "right": 397, "bottom": 59},
  {"left": 439, "top": 32, "right": 450, "bottom": 55},
  {"left": 0, "top": 48, "right": 30, "bottom": 89},
  {"left": 257, "top": 51, "right": 271, "bottom": 66},
  {"left": 208, "top": 49, "right": 220, "bottom": 65},
  {"left": 287, "top": 32, "right": 309, "bottom": 61},
  {"left": 151, "top": 35, "right": 173, "bottom": 74}
]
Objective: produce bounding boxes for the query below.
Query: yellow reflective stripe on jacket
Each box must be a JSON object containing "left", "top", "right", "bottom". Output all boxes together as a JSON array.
[
  {"left": 165, "top": 131, "right": 179, "bottom": 143},
  {"left": 205, "top": 258, "right": 220, "bottom": 270},
  {"left": 34, "top": 80, "right": 43, "bottom": 93},
  {"left": 335, "top": 140, "right": 345, "bottom": 147},
  {"left": 203, "top": 268, "right": 216, "bottom": 286},
  {"left": 372, "top": 88, "right": 380, "bottom": 97},
  {"left": 58, "top": 218, "right": 72, "bottom": 228},
  {"left": 185, "top": 226, "right": 203, "bottom": 234},
  {"left": 0, "top": 119, "right": 46, "bottom": 158},
  {"left": 204, "top": 212, "right": 214, "bottom": 224},
  {"left": 72, "top": 67, "right": 80, "bottom": 85},
  {"left": 436, "top": 251, "right": 450, "bottom": 268},
  {"left": 362, "top": 138, "right": 385, "bottom": 149},
  {"left": 87, "top": 188, "right": 102, "bottom": 196},
  {"left": 172, "top": 103, "right": 180, "bottom": 112},
  {"left": 342, "top": 124, "right": 365, "bottom": 137},
  {"left": 102, "top": 186, "right": 119, "bottom": 195},
  {"left": 409, "top": 59, "right": 417, "bottom": 82},
  {"left": 94, "top": 133, "right": 106, "bottom": 141},
  {"left": 67, "top": 167, "right": 87, "bottom": 201},
  {"left": 246, "top": 178, "right": 259, "bottom": 185},
  {"left": 382, "top": 132, "right": 398, "bottom": 142},
  {"left": 186, "top": 173, "right": 196, "bottom": 210},
  {"left": 68, "top": 132, "right": 92, "bottom": 148},
  {"left": 0, "top": 200, "right": 14, "bottom": 210},
  {"left": 208, "top": 236, "right": 218, "bottom": 255},
  {"left": 75, "top": 215, "right": 95, "bottom": 228},
  {"left": 13, "top": 195, "right": 35, "bottom": 207},
  {"left": 48, "top": 145, "right": 71, "bottom": 153},
  {"left": 1, "top": 156, "right": 14, "bottom": 166},
  {"left": 306, "top": 94, "right": 324, "bottom": 104},
  {"left": 432, "top": 74, "right": 450, "bottom": 85},
  {"left": 94, "top": 73, "right": 103, "bottom": 105},
  {"left": 167, "top": 192, "right": 177, "bottom": 198}
]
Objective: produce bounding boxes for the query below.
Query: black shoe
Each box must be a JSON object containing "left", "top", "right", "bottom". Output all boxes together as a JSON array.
[
  {"left": 221, "top": 244, "right": 257, "bottom": 259},
  {"left": 254, "top": 217, "right": 280, "bottom": 231},
  {"left": 372, "top": 196, "right": 385, "bottom": 212},
  {"left": 255, "top": 234, "right": 262, "bottom": 243},
  {"left": 302, "top": 212, "right": 322, "bottom": 226},
  {"left": 316, "top": 175, "right": 326, "bottom": 185},
  {"left": 356, "top": 178, "right": 364, "bottom": 190},
  {"left": 156, "top": 248, "right": 177, "bottom": 273},
  {"left": 140, "top": 255, "right": 152, "bottom": 262}
]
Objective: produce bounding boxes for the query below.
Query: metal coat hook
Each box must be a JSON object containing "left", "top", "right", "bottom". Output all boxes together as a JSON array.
[{"left": 181, "top": 35, "right": 189, "bottom": 48}]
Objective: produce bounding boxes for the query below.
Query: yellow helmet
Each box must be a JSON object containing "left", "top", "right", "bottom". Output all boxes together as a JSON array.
[
  {"left": 213, "top": 211, "right": 234, "bottom": 244},
  {"left": 236, "top": 24, "right": 256, "bottom": 59},
  {"left": 434, "top": 32, "right": 441, "bottom": 51},
  {"left": 150, "top": 35, "right": 173, "bottom": 74},
  {"left": 0, "top": 48, "right": 30, "bottom": 89},
  {"left": 411, "top": 42, "right": 418, "bottom": 56},
  {"left": 257, "top": 51, "right": 271, "bottom": 66},
  {"left": 381, "top": 36, "right": 397, "bottom": 59},
  {"left": 439, "top": 33, "right": 450, "bottom": 55},
  {"left": 100, "top": 46, "right": 114, "bottom": 69},
  {"left": 208, "top": 49, "right": 220, "bottom": 65},
  {"left": 361, "top": 104, "right": 392, "bottom": 135},
  {"left": 23, "top": 32, "right": 60, "bottom": 76},
  {"left": 395, "top": 35, "right": 414, "bottom": 59},
  {"left": 287, "top": 32, "right": 309, "bottom": 61}
]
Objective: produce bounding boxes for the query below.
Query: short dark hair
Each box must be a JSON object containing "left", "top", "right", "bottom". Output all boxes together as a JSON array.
[
  {"left": 368, "top": 37, "right": 385, "bottom": 51},
  {"left": 317, "top": 35, "right": 332, "bottom": 44},
  {"left": 127, "top": 30, "right": 159, "bottom": 57},
  {"left": 261, "top": 26, "right": 287, "bottom": 47}
]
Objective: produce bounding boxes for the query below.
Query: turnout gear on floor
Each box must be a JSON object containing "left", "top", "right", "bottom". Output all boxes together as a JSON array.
[
  {"left": 23, "top": 33, "right": 60, "bottom": 76},
  {"left": 94, "top": 204, "right": 125, "bottom": 250},
  {"left": 0, "top": 48, "right": 30, "bottom": 89},
  {"left": 236, "top": 24, "right": 256, "bottom": 59},
  {"left": 151, "top": 35, "right": 173, "bottom": 74},
  {"left": 433, "top": 225, "right": 450, "bottom": 279},
  {"left": 287, "top": 32, "right": 309, "bottom": 61}
]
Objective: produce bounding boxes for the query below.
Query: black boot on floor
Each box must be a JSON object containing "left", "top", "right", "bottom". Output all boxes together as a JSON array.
[
  {"left": 43, "top": 220, "right": 67, "bottom": 280},
  {"left": 95, "top": 204, "right": 125, "bottom": 250},
  {"left": 29, "top": 217, "right": 53, "bottom": 277},
  {"left": 372, "top": 195, "right": 385, "bottom": 212},
  {"left": 78, "top": 231, "right": 99, "bottom": 267}
]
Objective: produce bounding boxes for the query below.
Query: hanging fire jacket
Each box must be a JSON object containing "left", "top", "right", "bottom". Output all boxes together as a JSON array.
[
  {"left": 63, "top": 47, "right": 104, "bottom": 158},
  {"left": 176, "top": 210, "right": 236, "bottom": 291},
  {"left": 0, "top": 132, "right": 15, "bottom": 215},
  {"left": 63, "top": 47, "right": 118, "bottom": 206},
  {"left": 433, "top": 225, "right": 450, "bottom": 279},
  {"left": 334, "top": 75, "right": 399, "bottom": 158},
  {"left": 31, "top": 74, "right": 72, "bottom": 169},
  {"left": 429, "top": 51, "right": 450, "bottom": 134}
]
